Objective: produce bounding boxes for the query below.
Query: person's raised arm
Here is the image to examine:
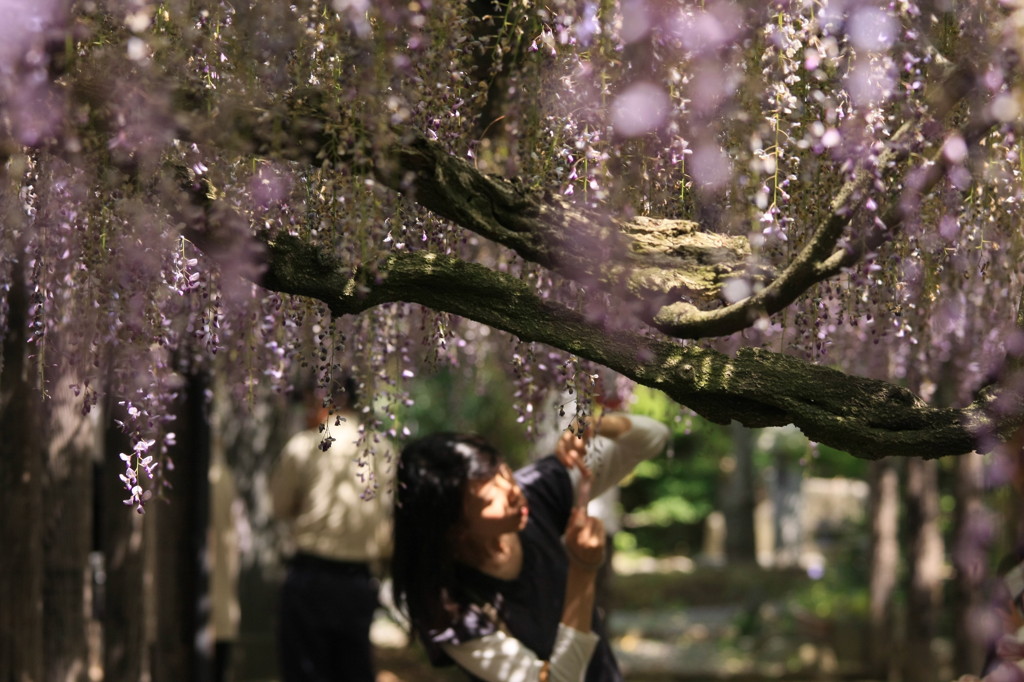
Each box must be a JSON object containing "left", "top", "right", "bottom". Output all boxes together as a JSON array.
[
  {"left": 556, "top": 413, "right": 670, "bottom": 505},
  {"left": 560, "top": 506, "right": 604, "bottom": 631}
]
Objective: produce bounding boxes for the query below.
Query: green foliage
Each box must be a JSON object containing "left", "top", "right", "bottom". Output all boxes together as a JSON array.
[
  {"left": 396, "top": 364, "right": 534, "bottom": 467},
  {"left": 624, "top": 484, "right": 711, "bottom": 526},
  {"left": 789, "top": 538, "right": 872, "bottom": 620},
  {"left": 753, "top": 422, "right": 868, "bottom": 480},
  {"left": 619, "top": 386, "right": 872, "bottom": 558},
  {"left": 792, "top": 577, "right": 870, "bottom": 620},
  {"left": 804, "top": 442, "right": 869, "bottom": 480},
  {"left": 617, "top": 387, "right": 731, "bottom": 554}
]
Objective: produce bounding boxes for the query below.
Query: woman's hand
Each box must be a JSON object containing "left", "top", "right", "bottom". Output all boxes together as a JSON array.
[
  {"left": 554, "top": 422, "right": 590, "bottom": 475},
  {"left": 563, "top": 507, "right": 605, "bottom": 571},
  {"left": 556, "top": 423, "right": 595, "bottom": 507},
  {"left": 554, "top": 414, "right": 633, "bottom": 474}
]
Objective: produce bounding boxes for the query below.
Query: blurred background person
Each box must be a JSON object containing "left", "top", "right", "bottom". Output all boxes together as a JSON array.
[{"left": 270, "top": 377, "right": 394, "bottom": 682}]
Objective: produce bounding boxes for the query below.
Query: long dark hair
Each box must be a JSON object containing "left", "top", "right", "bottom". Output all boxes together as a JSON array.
[{"left": 391, "top": 432, "right": 501, "bottom": 634}]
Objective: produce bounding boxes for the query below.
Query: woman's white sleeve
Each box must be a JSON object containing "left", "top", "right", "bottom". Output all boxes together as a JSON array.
[
  {"left": 441, "top": 624, "right": 599, "bottom": 682},
  {"left": 572, "top": 414, "right": 670, "bottom": 502}
]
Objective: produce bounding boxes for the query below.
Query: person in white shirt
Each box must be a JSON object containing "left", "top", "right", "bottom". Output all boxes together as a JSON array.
[{"left": 270, "top": 380, "right": 393, "bottom": 682}]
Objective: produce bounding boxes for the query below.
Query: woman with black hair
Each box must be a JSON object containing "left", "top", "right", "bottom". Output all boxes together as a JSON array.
[{"left": 391, "top": 413, "right": 670, "bottom": 682}]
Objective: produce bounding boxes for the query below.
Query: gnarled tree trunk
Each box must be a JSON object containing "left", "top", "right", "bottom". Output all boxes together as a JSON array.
[
  {"left": 152, "top": 372, "right": 213, "bottom": 682},
  {"left": 951, "top": 452, "right": 988, "bottom": 677},
  {"left": 902, "top": 457, "right": 944, "bottom": 682},
  {"left": 723, "top": 422, "right": 758, "bottom": 564},
  {"left": 0, "top": 239, "right": 45, "bottom": 682},
  {"left": 868, "top": 458, "right": 899, "bottom": 679},
  {"left": 101, "top": 399, "right": 150, "bottom": 681},
  {"left": 42, "top": 374, "right": 96, "bottom": 682}
]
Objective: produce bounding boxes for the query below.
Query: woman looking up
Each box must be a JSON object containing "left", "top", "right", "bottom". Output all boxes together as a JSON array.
[{"left": 391, "top": 413, "right": 670, "bottom": 682}]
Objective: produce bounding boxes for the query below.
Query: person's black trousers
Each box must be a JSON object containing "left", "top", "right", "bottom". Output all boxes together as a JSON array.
[{"left": 278, "top": 553, "right": 379, "bottom": 682}]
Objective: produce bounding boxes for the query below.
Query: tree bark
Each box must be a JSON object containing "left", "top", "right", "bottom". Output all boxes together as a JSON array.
[
  {"left": 951, "top": 453, "right": 988, "bottom": 677},
  {"left": 0, "top": 244, "right": 45, "bottom": 682},
  {"left": 868, "top": 459, "right": 899, "bottom": 678},
  {"left": 42, "top": 374, "right": 96, "bottom": 682},
  {"left": 1002, "top": 427, "right": 1024, "bottom": 557},
  {"left": 772, "top": 452, "right": 804, "bottom": 568},
  {"left": 152, "top": 372, "right": 213, "bottom": 682},
  {"left": 902, "top": 458, "right": 944, "bottom": 682},
  {"left": 722, "top": 422, "right": 758, "bottom": 564},
  {"left": 101, "top": 400, "right": 149, "bottom": 681}
]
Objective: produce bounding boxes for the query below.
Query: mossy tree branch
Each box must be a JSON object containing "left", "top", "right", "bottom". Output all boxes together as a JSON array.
[{"left": 254, "top": 231, "right": 1013, "bottom": 460}]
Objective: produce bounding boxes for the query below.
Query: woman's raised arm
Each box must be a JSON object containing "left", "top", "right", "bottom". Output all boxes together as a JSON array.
[{"left": 561, "top": 413, "right": 670, "bottom": 504}]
